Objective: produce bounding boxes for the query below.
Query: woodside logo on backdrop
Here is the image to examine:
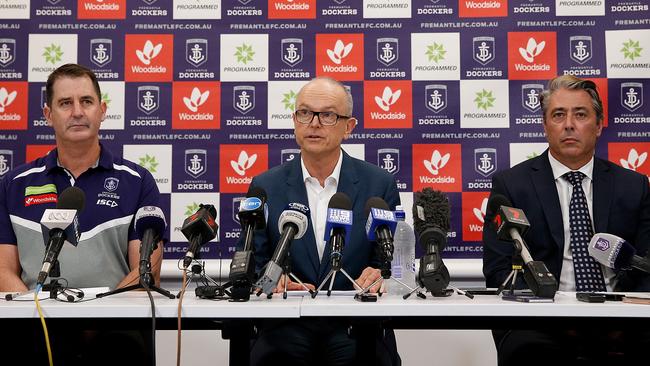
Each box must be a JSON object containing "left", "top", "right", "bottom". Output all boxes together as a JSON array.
[
  {"left": 412, "top": 144, "right": 462, "bottom": 192},
  {"left": 363, "top": 80, "right": 412, "bottom": 129},
  {"left": 219, "top": 145, "right": 268, "bottom": 193},
  {"left": 172, "top": 82, "right": 220, "bottom": 130},
  {"left": 316, "top": 34, "right": 364, "bottom": 81},
  {"left": 77, "top": 0, "right": 126, "bottom": 19},
  {"left": 268, "top": 0, "right": 316, "bottom": 19},
  {"left": 125, "top": 34, "right": 174, "bottom": 82},
  {"left": 0, "top": 82, "right": 27, "bottom": 130},
  {"left": 508, "top": 32, "right": 557, "bottom": 80}
]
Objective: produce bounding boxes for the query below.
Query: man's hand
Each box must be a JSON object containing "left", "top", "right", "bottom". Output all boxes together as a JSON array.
[
  {"left": 273, "top": 274, "right": 315, "bottom": 293},
  {"left": 355, "top": 267, "right": 383, "bottom": 293}
]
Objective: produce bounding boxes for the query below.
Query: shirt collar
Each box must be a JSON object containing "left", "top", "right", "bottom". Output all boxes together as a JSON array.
[
  {"left": 300, "top": 149, "right": 343, "bottom": 187},
  {"left": 547, "top": 151, "right": 594, "bottom": 181},
  {"left": 45, "top": 143, "right": 113, "bottom": 172}
]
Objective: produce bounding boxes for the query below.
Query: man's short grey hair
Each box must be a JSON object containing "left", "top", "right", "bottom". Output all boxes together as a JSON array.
[
  {"left": 540, "top": 75, "right": 603, "bottom": 123},
  {"left": 296, "top": 76, "right": 354, "bottom": 116}
]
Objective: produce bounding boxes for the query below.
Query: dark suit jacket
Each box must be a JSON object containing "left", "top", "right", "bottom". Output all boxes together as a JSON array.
[
  {"left": 243, "top": 150, "right": 401, "bottom": 290},
  {"left": 483, "top": 150, "right": 650, "bottom": 291}
]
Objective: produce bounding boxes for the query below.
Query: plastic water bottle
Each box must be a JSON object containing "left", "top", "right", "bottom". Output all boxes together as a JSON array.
[{"left": 387, "top": 206, "right": 416, "bottom": 296}]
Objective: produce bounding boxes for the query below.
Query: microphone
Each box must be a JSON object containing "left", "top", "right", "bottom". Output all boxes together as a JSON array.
[
  {"left": 229, "top": 186, "right": 268, "bottom": 301},
  {"left": 37, "top": 186, "right": 85, "bottom": 286},
  {"left": 412, "top": 188, "right": 451, "bottom": 296},
  {"left": 255, "top": 203, "right": 310, "bottom": 294},
  {"left": 134, "top": 206, "right": 167, "bottom": 285},
  {"left": 324, "top": 193, "right": 353, "bottom": 271},
  {"left": 488, "top": 194, "right": 558, "bottom": 298},
  {"left": 588, "top": 233, "right": 650, "bottom": 274},
  {"left": 365, "top": 197, "right": 397, "bottom": 262},
  {"left": 181, "top": 204, "right": 219, "bottom": 269}
]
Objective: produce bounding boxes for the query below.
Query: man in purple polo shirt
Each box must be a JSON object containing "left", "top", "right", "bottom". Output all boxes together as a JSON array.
[{"left": 0, "top": 63, "right": 163, "bottom": 365}]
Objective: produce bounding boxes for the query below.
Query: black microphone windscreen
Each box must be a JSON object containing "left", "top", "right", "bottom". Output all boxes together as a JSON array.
[
  {"left": 412, "top": 188, "right": 450, "bottom": 235},
  {"left": 487, "top": 194, "right": 511, "bottom": 215},
  {"left": 246, "top": 186, "right": 267, "bottom": 201},
  {"left": 364, "top": 197, "right": 389, "bottom": 218},
  {"left": 203, "top": 204, "right": 217, "bottom": 219},
  {"left": 328, "top": 192, "right": 352, "bottom": 210},
  {"left": 57, "top": 186, "right": 86, "bottom": 212}
]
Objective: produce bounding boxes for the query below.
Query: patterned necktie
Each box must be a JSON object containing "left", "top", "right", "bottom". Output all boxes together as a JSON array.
[{"left": 563, "top": 171, "right": 606, "bottom": 292}]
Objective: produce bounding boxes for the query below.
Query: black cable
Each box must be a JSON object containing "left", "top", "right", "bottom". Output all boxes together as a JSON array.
[{"left": 141, "top": 279, "right": 156, "bottom": 366}]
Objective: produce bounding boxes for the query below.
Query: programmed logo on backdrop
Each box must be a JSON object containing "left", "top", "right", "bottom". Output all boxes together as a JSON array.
[
  {"left": 608, "top": 143, "right": 650, "bottom": 177},
  {"left": 411, "top": 32, "right": 460, "bottom": 81},
  {"left": 461, "top": 192, "right": 490, "bottom": 242},
  {"left": 267, "top": 80, "right": 308, "bottom": 129},
  {"left": 555, "top": 0, "right": 604, "bottom": 16},
  {"left": 508, "top": 32, "right": 557, "bottom": 80},
  {"left": 220, "top": 34, "right": 269, "bottom": 82},
  {"left": 78, "top": 0, "right": 127, "bottom": 19},
  {"left": 123, "top": 144, "right": 173, "bottom": 193},
  {"left": 0, "top": 0, "right": 30, "bottom": 19},
  {"left": 173, "top": 0, "right": 220, "bottom": 19},
  {"left": 0, "top": 82, "right": 27, "bottom": 130},
  {"left": 28, "top": 34, "right": 78, "bottom": 82},
  {"left": 220, "top": 145, "right": 268, "bottom": 193},
  {"left": 98, "top": 81, "right": 125, "bottom": 130},
  {"left": 125, "top": 34, "right": 174, "bottom": 82},
  {"left": 363, "top": 0, "right": 411, "bottom": 18},
  {"left": 459, "top": 0, "right": 508, "bottom": 17},
  {"left": 316, "top": 34, "right": 364, "bottom": 81},
  {"left": 412, "top": 144, "right": 462, "bottom": 192},
  {"left": 172, "top": 82, "right": 220, "bottom": 129},
  {"left": 606, "top": 29, "right": 650, "bottom": 79},
  {"left": 363, "top": 80, "right": 412, "bottom": 129},
  {"left": 460, "top": 79, "right": 509, "bottom": 128},
  {"left": 268, "top": 0, "right": 316, "bottom": 19}
]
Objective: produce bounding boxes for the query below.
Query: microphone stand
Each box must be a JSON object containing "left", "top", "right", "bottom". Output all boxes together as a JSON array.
[
  {"left": 97, "top": 241, "right": 175, "bottom": 299},
  {"left": 496, "top": 247, "right": 524, "bottom": 296},
  {"left": 314, "top": 266, "right": 362, "bottom": 298},
  {"left": 257, "top": 253, "right": 314, "bottom": 299}
]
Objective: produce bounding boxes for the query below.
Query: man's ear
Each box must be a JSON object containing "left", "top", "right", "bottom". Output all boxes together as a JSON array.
[
  {"left": 344, "top": 117, "right": 357, "bottom": 138},
  {"left": 43, "top": 104, "right": 52, "bottom": 126}
]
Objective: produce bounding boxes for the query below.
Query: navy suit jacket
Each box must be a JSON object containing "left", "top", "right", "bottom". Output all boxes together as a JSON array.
[
  {"left": 483, "top": 150, "right": 650, "bottom": 291},
  {"left": 243, "top": 151, "right": 401, "bottom": 290}
]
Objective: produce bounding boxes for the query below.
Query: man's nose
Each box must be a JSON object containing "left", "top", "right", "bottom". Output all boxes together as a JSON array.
[{"left": 72, "top": 101, "right": 84, "bottom": 116}]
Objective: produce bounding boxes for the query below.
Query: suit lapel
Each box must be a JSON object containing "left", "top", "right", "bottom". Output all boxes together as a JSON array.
[
  {"left": 531, "top": 151, "right": 565, "bottom": 251},
  {"left": 286, "top": 157, "right": 320, "bottom": 276},
  {"left": 592, "top": 158, "right": 612, "bottom": 233},
  {"left": 318, "top": 152, "right": 360, "bottom": 280}
]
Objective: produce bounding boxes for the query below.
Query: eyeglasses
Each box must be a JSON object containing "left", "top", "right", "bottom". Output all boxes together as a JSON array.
[{"left": 294, "top": 109, "right": 351, "bottom": 126}]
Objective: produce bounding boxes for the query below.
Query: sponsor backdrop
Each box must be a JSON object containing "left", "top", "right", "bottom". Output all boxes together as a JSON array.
[{"left": 1, "top": 0, "right": 649, "bottom": 262}]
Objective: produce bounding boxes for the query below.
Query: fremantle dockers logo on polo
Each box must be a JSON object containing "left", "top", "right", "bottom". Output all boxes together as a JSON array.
[
  {"left": 233, "top": 86, "right": 255, "bottom": 114},
  {"left": 522, "top": 84, "right": 544, "bottom": 113},
  {"left": 281, "top": 39, "right": 303, "bottom": 67},
  {"left": 621, "top": 82, "right": 643, "bottom": 112},
  {"left": 378, "top": 148, "right": 399, "bottom": 175},
  {"left": 0, "top": 39, "right": 16, "bottom": 67},
  {"left": 0, "top": 150, "right": 13, "bottom": 177},
  {"left": 425, "top": 84, "right": 447, "bottom": 113},
  {"left": 138, "top": 86, "right": 160, "bottom": 115},
  {"left": 474, "top": 148, "right": 497, "bottom": 177},
  {"left": 104, "top": 177, "right": 119, "bottom": 192},
  {"left": 473, "top": 37, "right": 495, "bottom": 66},
  {"left": 90, "top": 39, "right": 112, "bottom": 68},
  {"left": 570, "top": 36, "right": 592, "bottom": 65},
  {"left": 186, "top": 39, "right": 207, "bottom": 68},
  {"left": 185, "top": 149, "right": 207, "bottom": 178},
  {"left": 377, "top": 38, "right": 398, "bottom": 67},
  {"left": 281, "top": 148, "right": 300, "bottom": 164}
]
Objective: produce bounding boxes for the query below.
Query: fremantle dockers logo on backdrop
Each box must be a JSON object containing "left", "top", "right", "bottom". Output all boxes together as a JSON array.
[
  {"left": 0, "top": 39, "right": 16, "bottom": 67},
  {"left": 138, "top": 86, "right": 160, "bottom": 115},
  {"left": 378, "top": 148, "right": 400, "bottom": 174},
  {"left": 90, "top": 39, "right": 112, "bottom": 68},
  {"left": 47, "top": 0, "right": 62, "bottom": 5},
  {"left": 473, "top": 37, "right": 495, "bottom": 66},
  {"left": 104, "top": 177, "right": 119, "bottom": 192},
  {"left": 238, "top": 0, "right": 253, "bottom": 5},
  {"left": 570, "top": 36, "right": 592, "bottom": 65},
  {"left": 142, "top": 0, "right": 157, "bottom": 5},
  {"left": 232, "top": 197, "right": 245, "bottom": 224},
  {"left": 333, "top": 0, "right": 347, "bottom": 4},
  {"left": 621, "top": 82, "right": 643, "bottom": 112},
  {"left": 185, "top": 149, "right": 207, "bottom": 178},
  {"left": 522, "top": 84, "right": 544, "bottom": 113},
  {"left": 186, "top": 39, "right": 207, "bottom": 68},
  {"left": 281, "top": 39, "right": 303, "bottom": 67},
  {"left": 377, "top": 38, "right": 398, "bottom": 67},
  {"left": 474, "top": 148, "right": 497, "bottom": 177},
  {"left": 281, "top": 149, "right": 300, "bottom": 164},
  {"left": 425, "top": 84, "right": 447, "bottom": 113},
  {"left": 233, "top": 86, "right": 255, "bottom": 114},
  {"left": 0, "top": 150, "right": 13, "bottom": 177}
]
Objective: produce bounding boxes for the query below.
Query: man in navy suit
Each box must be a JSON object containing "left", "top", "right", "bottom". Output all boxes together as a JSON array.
[
  {"left": 483, "top": 75, "right": 650, "bottom": 365},
  {"left": 244, "top": 77, "right": 401, "bottom": 366}
]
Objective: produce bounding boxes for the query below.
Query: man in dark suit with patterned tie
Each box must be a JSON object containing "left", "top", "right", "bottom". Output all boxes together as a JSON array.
[{"left": 483, "top": 75, "right": 650, "bottom": 365}]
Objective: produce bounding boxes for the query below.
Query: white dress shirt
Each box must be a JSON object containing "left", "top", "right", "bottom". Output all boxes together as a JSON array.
[
  {"left": 547, "top": 153, "right": 615, "bottom": 291},
  {"left": 301, "top": 151, "right": 343, "bottom": 261}
]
